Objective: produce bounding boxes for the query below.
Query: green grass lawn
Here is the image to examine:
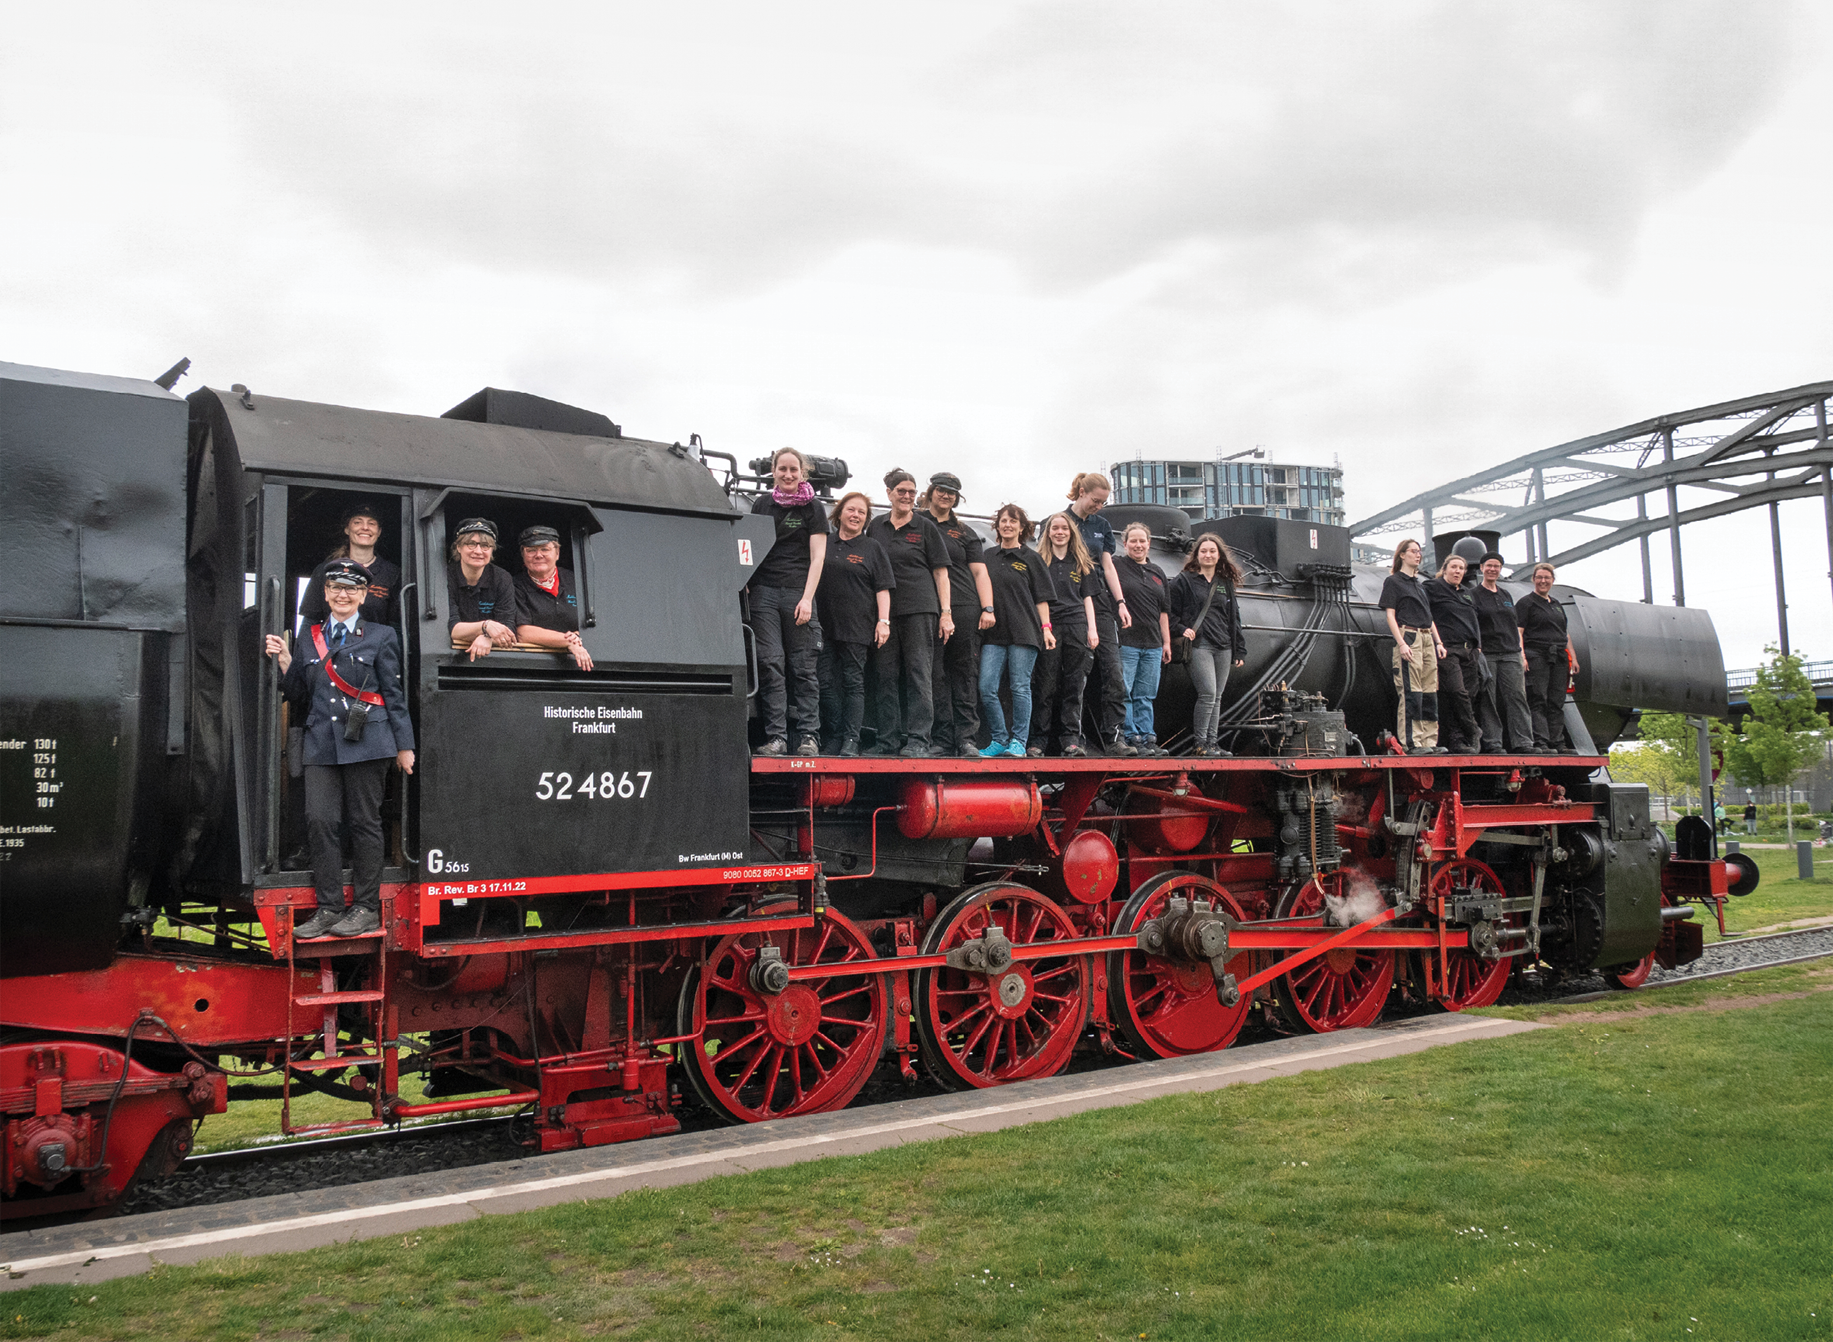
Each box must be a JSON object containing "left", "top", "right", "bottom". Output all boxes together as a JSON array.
[
  {"left": 1707, "top": 846, "right": 1833, "bottom": 940},
  {"left": 8, "top": 967, "right": 1828, "bottom": 1342}
]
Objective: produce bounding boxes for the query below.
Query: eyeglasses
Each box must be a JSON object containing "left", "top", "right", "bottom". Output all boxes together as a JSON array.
[
  {"left": 891, "top": 487, "right": 917, "bottom": 498},
  {"left": 458, "top": 539, "right": 494, "bottom": 549}
]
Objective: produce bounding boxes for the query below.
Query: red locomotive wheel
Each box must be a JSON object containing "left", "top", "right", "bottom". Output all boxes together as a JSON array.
[
  {"left": 914, "top": 884, "right": 1087, "bottom": 1090},
  {"left": 1107, "top": 872, "right": 1252, "bottom": 1058},
  {"left": 1422, "top": 859, "right": 1514, "bottom": 1011},
  {"left": 677, "top": 907, "right": 887, "bottom": 1124},
  {"left": 1605, "top": 893, "right": 1675, "bottom": 990},
  {"left": 1272, "top": 879, "right": 1395, "bottom": 1033}
]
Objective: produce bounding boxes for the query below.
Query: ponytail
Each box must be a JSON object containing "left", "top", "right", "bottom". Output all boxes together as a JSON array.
[{"left": 1068, "top": 470, "right": 1111, "bottom": 502}]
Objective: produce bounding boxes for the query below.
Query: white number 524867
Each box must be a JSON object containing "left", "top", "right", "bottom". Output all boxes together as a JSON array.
[{"left": 535, "top": 770, "right": 653, "bottom": 801}]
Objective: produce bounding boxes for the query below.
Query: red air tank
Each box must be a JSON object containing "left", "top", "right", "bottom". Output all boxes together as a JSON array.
[{"left": 897, "top": 778, "right": 1043, "bottom": 840}]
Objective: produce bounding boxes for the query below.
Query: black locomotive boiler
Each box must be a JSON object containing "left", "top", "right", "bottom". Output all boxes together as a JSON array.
[{"left": 0, "top": 360, "right": 1754, "bottom": 1218}]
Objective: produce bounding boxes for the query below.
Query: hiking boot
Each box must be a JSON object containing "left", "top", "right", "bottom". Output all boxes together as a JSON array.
[
  {"left": 327, "top": 907, "right": 381, "bottom": 938},
  {"left": 794, "top": 735, "right": 820, "bottom": 757},
  {"left": 295, "top": 909, "right": 341, "bottom": 941},
  {"left": 754, "top": 738, "right": 789, "bottom": 757}
]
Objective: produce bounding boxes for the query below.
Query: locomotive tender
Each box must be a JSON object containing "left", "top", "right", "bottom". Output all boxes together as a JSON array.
[{"left": 0, "top": 360, "right": 1753, "bottom": 1218}]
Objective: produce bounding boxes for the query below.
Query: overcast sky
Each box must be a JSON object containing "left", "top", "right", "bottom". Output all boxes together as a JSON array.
[{"left": 3, "top": 2, "right": 1828, "bottom": 667}]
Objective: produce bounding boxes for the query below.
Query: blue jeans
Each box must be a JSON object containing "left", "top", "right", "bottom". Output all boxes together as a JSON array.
[
  {"left": 1119, "top": 645, "right": 1163, "bottom": 740},
  {"left": 978, "top": 643, "right": 1039, "bottom": 745}
]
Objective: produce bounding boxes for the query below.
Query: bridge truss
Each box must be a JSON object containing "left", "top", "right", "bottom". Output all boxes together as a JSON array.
[{"left": 1348, "top": 381, "right": 1833, "bottom": 655}]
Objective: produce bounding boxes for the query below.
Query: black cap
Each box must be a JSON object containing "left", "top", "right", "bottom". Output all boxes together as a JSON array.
[
  {"left": 1480, "top": 550, "right": 1506, "bottom": 566},
  {"left": 454, "top": 518, "right": 498, "bottom": 542},
  {"left": 323, "top": 559, "right": 372, "bottom": 588},
  {"left": 519, "top": 525, "right": 562, "bottom": 548},
  {"left": 341, "top": 499, "right": 386, "bottom": 525},
  {"left": 928, "top": 471, "right": 965, "bottom": 500}
]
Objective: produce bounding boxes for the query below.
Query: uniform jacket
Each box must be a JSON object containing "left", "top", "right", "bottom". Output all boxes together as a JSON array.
[{"left": 281, "top": 620, "right": 416, "bottom": 766}]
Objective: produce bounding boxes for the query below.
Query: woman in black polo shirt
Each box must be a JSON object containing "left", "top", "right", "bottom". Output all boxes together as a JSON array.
[
  {"left": 746, "top": 447, "right": 831, "bottom": 758},
  {"left": 1516, "top": 562, "right": 1578, "bottom": 752},
  {"left": 1472, "top": 552, "right": 1533, "bottom": 752},
  {"left": 976, "top": 504, "right": 1057, "bottom": 757},
  {"left": 1028, "top": 513, "right": 1099, "bottom": 757},
  {"left": 514, "top": 525, "right": 593, "bottom": 671},
  {"left": 865, "top": 469, "right": 951, "bottom": 757},
  {"left": 1425, "top": 554, "right": 1481, "bottom": 754},
  {"left": 1379, "top": 538, "right": 1445, "bottom": 752},
  {"left": 921, "top": 472, "right": 994, "bottom": 757},
  {"left": 1114, "top": 522, "right": 1173, "bottom": 757},
  {"left": 446, "top": 518, "right": 519, "bottom": 660},
  {"left": 302, "top": 499, "right": 401, "bottom": 628},
  {"left": 816, "top": 491, "right": 894, "bottom": 757}
]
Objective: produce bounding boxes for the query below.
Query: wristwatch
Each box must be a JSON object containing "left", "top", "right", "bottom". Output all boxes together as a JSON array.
[{"left": 981, "top": 605, "right": 994, "bottom": 614}]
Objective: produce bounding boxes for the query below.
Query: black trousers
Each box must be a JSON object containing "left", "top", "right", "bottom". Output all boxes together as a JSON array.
[
  {"left": 1437, "top": 642, "right": 1482, "bottom": 753},
  {"left": 1524, "top": 644, "right": 1572, "bottom": 751},
  {"left": 874, "top": 612, "right": 937, "bottom": 749},
  {"left": 819, "top": 640, "right": 870, "bottom": 744},
  {"left": 1030, "top": 638, "right": 1092, "bottom": 749},
  {"left": 303, "top": 759, "right": 390, "bottom": 913},
  {"left": 747, "top": 584, "right": 821, "bottom": 742},
  {"left": 931, "top": 623, "right": 981, "bottom": 751},
  {"left": 1088, "top": 605, "right": 1125, "bottom": 742}
]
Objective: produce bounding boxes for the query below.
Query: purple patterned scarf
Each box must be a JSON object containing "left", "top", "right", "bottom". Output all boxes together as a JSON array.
[{"left": 773, "top": 481, "right": 815, "bottom": 506}]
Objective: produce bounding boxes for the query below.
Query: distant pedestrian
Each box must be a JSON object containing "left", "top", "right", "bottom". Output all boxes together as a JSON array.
[{"left": 1745, "top": 800, "right": 1758, "bottom": 834}]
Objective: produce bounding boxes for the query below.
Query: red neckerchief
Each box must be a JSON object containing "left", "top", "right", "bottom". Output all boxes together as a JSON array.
[
  {"left": 310, "top": 624, "right": 385, "bottom": 706},
  {"left": 533, "top": 570, "right": 561, "bottom": 596}
]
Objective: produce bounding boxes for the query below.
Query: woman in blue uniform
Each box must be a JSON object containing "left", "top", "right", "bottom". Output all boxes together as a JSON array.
[
  {"left": 446, "top": 518, "right": 519, "bottom": 660},
  {"left": 746, "top": 447, "right": 830, "bottom": 757},
  {"left": 976, "top": 504, "right": 1057, "bottom": 757},
  {"left": 816, "top": 491, "right": 894, "bottom": 757},
  {"left": 264, "top": 560, "right": 416, "bottom": 940}
]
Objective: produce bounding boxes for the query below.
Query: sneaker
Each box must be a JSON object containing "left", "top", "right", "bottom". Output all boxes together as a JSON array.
[
  {"left": 294, "top": 909, "right": 341, "bottom": 940},
  {"left": 327, "top": 906, "right": 381, "bottom": 938},
  {"left": 794, "top": 735, "right": 820, "bottom": 757},
  {"left": 1142, "top": 737, "right": 1168, "bottom": 757},
  {"left": 1002, "top": 740, "right": 1027, "bottom": 757},
  {"left": 754, "top": 738, "right": 789, "bottom": 757},
  {"left": 1211, "top": 746, "right": 1234, "bottom": 757},
  {"left": 1190, "top": 744, "right": 1211, "bottom": 758},
  {"left": 837, "top": 736, "right": 861, "bottom": 758},
  {"left": 1062, "top": 740, "right": 1087, "bottom": 758},
  {"left": 979, "top": 741, "right": 1009, "bottom": 758}
]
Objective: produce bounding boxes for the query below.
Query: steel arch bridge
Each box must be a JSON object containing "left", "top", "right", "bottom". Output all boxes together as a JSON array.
[{"left": 1348, "top": 380, "right": 1833, "bottom": 654}]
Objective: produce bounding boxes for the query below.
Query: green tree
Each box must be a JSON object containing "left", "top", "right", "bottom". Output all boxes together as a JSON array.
[
  {"left": 1723, "top": 646, "right": 1831, "bottom": 843},
  {"left": 1608, "top": 741, "right": 1686, "bottom": 820},
  {"left": 1628, "top": 710, "right": 1733, "bottom": 820}
]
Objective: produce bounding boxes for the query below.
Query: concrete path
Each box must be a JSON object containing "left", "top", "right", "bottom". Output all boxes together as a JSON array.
[{"left": 1, "top": 1012, "right": 1544, "bottom": 1290}]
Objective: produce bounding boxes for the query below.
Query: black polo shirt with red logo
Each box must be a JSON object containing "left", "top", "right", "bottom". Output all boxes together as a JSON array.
[
  {"left": 748, "top": 495, "right": 831, "bottom": 592},
  {"left": 928, "top": 511, "right": 985, "bottom": 616},
  {"left": 867, "top": 513, "right": 950, "bottom": 618},
  {"left": 817, "top": 533, "right": 896, "bottom": 644}
]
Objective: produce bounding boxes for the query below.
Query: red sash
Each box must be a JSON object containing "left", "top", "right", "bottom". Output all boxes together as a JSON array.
[{"left": 310, "top": 624, "right": 385, "bottom": 706}]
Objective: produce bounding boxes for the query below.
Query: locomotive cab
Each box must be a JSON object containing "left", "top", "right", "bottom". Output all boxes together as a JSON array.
[{"left": 180, "top": 382, "right": 771, "bottom": 947}]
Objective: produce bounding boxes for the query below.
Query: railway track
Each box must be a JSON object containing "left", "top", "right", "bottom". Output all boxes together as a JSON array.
[{"left": 75, "top": 925, "right": 1830, "bottom": 1225}]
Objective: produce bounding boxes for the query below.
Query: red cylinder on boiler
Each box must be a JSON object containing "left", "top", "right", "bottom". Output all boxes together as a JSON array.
[{"left": 897, "top": 778, "right": 1043, "bottom": 840}]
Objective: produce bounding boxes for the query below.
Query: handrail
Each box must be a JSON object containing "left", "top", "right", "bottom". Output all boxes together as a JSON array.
[
  {"left": 741, "top": 623, "right": 759, "bottom": 698},
  {"left": 396, "top": 581, "right": 419, "bottom": 865},
  {"left": 259, "top": 576, "right": 283, "bottom": 873}
]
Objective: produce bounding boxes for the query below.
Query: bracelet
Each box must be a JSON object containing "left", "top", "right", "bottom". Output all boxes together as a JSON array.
[
  {"left": 877, "top": 618, "right": 890, "bottom": 625},
  {"left": 1042, "top": 622, "right": 1053, "bottom": 629}
]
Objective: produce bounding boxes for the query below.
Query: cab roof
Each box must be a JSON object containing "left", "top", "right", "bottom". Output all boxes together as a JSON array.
[{"left": 190, "top": 385, "right": 736, "bottom": 517}]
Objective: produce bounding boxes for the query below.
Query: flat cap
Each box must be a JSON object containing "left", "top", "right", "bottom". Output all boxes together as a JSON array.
[
  {"left": 519, "top": 525, "right": 563, "bottom": 548},
  {"left": 454, "top": 517, "right": 499, "bottom": 542},
  {"left": 927, "top": 471, "right": 965, "bottom": 500}
]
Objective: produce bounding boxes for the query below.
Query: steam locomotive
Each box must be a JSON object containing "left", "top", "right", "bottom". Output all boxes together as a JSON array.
[{"left": 0, "top": 360, "right": 1755, "bottom": 1219}]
